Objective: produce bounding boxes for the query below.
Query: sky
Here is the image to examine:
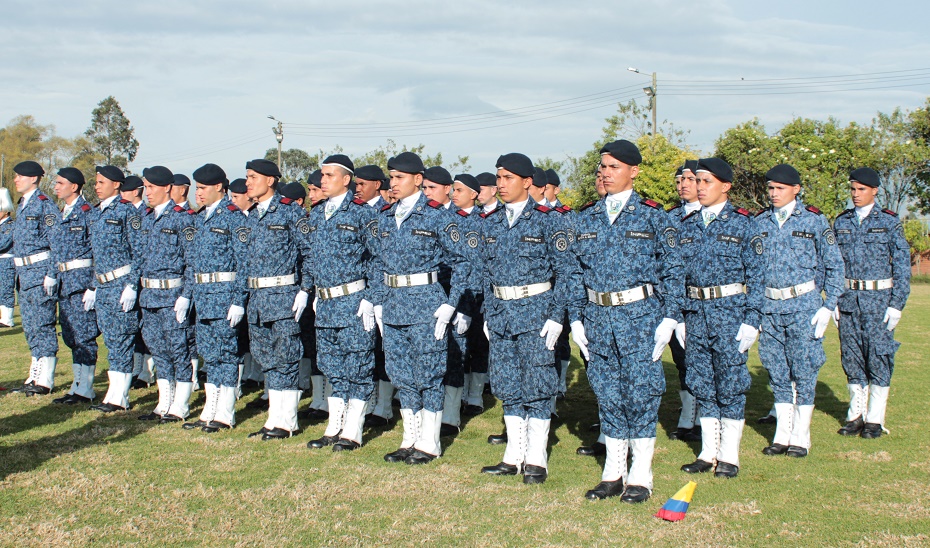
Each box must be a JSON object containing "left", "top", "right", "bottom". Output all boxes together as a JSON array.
[{"left": 2, "top": 0, "right": 929, "bottom": 178}]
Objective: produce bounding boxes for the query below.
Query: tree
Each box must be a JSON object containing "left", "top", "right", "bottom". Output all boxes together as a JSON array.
[
  {"left": 0, "top": 115, "right": 51, "bottom": 198},
  {"left": 903, "top": 219, "right": 930, "bottom": 275},
  {"left": 85, "top": 96, "right": 139, "bottom": 169},
  {"left": 264, "top": 147, "right": 322, "bottom": 183},
  {"left": 870, "top": 108, "right": 930, "bottom": 214}
]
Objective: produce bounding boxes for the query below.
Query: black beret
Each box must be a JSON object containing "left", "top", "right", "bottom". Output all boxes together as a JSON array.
[
  {"left": 696, "top": 158, "right": 733, "bottom": 183},
  {"left": 280, "top": 182, "right": 307, "bottom": 201},
  {"left": 424, "top": 166, "right": 453, "bottom": 186},
  {"left": 14, "top": 161, "right": 45, "bottom": 178},
  {"left": 600, "top": 140, "right": 642, "bottom": 166},
  {"left": 96, "top": 165, "right": 125, "bottom": 183},
  {"left": 307, "top": 169, "right": 322, "bottom": 188},
  {"left": 121, "top": 175, "right": 143, "bottom": 192},
  {"left": 454, "top": 174, "right": 480, "bottom": 193},
  {"left": 476, "top": 172, "right": 497, "bottom": 187},
  {"left": 675, "top": 167, "right": 683, "bottom": 177},
  {"left": 765, "top": 163, "right": 801, "bottom": 186},
  {"left": 57, "top": 167, "right": 85, "bottom": 186},
  {"left": 193, "top": 163, "right": 227, "bottom": 186},
  {"left": 545, "top": 169, "right": 561, "bottom": 187},
  {"left": 682, "top": 159, "right": 699, "bottom": 173},
  {"left": 246, "top": 159, "right": 281, "bottom": 178},
  {"left": 142, "top": 165, "right": 174, "bottom": 187},
  {"left": 495, "top": 153, "right": 534, "bottom": 178},
  {"left": 532, "top": 167, "right": 548, "bottom": 188},
  {"left": 228, "top": 178, "right": 247, "bottom": 194},
  {"left": 321, "top": 154, "right": 355, "bottom": 174},
  {"left": 387, "top": 152, "right": 425, "bottom": 174},
  {"left": 173, "top": 173, "right": 191, "bottom": 187},
  {"left": 380, "top": 179, "right": 391, "bottom": 191},
  {"left": 356, "top": 164, "right": 387, "bottom": 182},
  {"left": 849, "top": 167, "right": 880, "bottom": 188}
]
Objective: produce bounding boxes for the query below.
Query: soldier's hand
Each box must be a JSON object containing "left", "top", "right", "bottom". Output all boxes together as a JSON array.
[
  {"left": 570, "top": 320, "right": 589, "bottom": 361},
  {"left": 357, "top": 299, "right": 376, "bottom": 332},
  {"left": 174, "top": 296, "right": 190, "bottom": 324},
  {"left": 374, "top": 305, "right": 383, "bottom": 335},
  {"left": 540, "top": 320, "right": 563, "bottom": 351},
  {"left": 119, "top": 285, "right": 137, "bottom": 312},
  {"left": 810, "top": 307, "right": 832, "bottom": 339},
  {"left": 652, "top": 318, "right": 678, "bottom": 361},
  {"left": 674, "top": 322, "right": 686, "bottom": 349},
  {"left": 82, "top": 289, "right": 96, "bottom": 311},
  {"left": 43, "top": 276, "right": 57, "bottom": 297},
  {"left": 735, "top": 323, "right": 759, "bottom": 354},
  {"left": 227, "top": 304, "right": 245, "bottom": 327},
  {"left": 883, "top": 307, "right": 902, "bottom": 331},
  {"left": 453, "top": 313, "right": 472, "bottom": 335},
  {"left": 292, "top": 290, "right": 309, "bottom": 322},
  {"left": 433, "top": 304, "right": 456, "bottom": 340}
]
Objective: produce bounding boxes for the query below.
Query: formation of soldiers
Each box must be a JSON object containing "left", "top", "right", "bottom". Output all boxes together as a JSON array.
[{"left": 1, "top": 139, "right": 911, "bottom": 503}]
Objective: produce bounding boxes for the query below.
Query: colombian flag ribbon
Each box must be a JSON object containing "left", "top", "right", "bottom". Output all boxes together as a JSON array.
[{"left": 654, "top": 481, "right": 697, "bottom": 522}]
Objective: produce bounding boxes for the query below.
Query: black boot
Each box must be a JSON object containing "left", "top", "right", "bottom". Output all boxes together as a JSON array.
[
  {"left": 584, "top": 479, "right": 624, "bottom": 500},
  {"left": 837, "top": 416, "right": 864, "bottom": 436}
]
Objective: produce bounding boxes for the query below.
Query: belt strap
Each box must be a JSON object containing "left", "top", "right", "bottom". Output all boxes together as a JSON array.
[
  {"left": 0, "top": 253, "right": 13, "bottom": 259},
  {"left": 384, "top": 272, "right": 439, "bottom": 288},
  {"left": 587, "top": 284, "right": 654, "bottom": 306},
  {"left": 13, "top": 251, "right": 50, "bottom": 267},
  {"left": 765, "top": 280, "right": 816, "bottom": 300},
  {"left": 248, "top": 273, "right": 297, "bottom": 289},
  {"left": 317, "top": 279, "right": 366, "bottom": 300},
  {"left": 58, "top": 258, "right": 94, "bottom": 272},
  {"left": 194, "top": 272, "right": 237, "bottom": 284},
  {"left": 96, "top": 265, "right": 131, "bottom": 284},
  {"left": 492, "top": 281, "right": 552, "bottom": 301},
  {"left": 141, "top": 277, "right": 183, "bottom": 290},
  {"left": 845, "top": 278, "right": 893, "bottom": 291},
  {"left": 687, "top": 283, "right": 747, "bottom": 301}
]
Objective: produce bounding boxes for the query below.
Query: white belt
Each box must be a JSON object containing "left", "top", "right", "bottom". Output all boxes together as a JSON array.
[
  {"left": 587, "top": 284, "right": 654, "bottom": 306},
  {"left": 0, "top": 253, "right": 13, "bottom": 259},
  {"left": 317, "top": 279, "right": 366, "bottom": 300},
  {"left": 492, "top": 281, "right": 552, "bottom": 301},
  {"left": 141, "top": 277, "right": 183, "bottom": 290},
  {"left": 13, "top": 251, "right": 50, "bottom": 267},
  {"left": 845, "top": 278, "right": 893, "bottom": 291},
  {"left": 765, "top": 280, "right": 816, "bottom": 300},
  {"left": 58, "top": 258, "right": 94, "bottom": 272},
  {"left": 195, "top": 272, "right": 237, "bottom": 284},
  {"left": 96, "top": 265, "right": 131, "bottom": 283},
  {"left": 687, "top": 283, "right": 746, "bottom": 301},
  {"left": 248, "top": 273, "right": 296, "bottom": 289},
  {"left": 384, "top": 272, "right": 438, "bottom": 288}
]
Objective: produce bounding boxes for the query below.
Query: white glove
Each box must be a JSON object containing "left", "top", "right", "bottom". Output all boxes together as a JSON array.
[
  {"left": 44, "top": 276, "right": 57, "bottom": 296},
  {"left": 312, "top": 296, "right": 318, "bottom": 313},
  {"left": 810, "top": 307, "right": 832, "bottom": 339},
  {"left": 483, "top": 321, "right": 490, "bottom": 341},
  {"left": 652, "top": 318, "right": 678, "bottom": 362},
  {"left": 82, "top": 289, "right": 96, "bottom": 311},
  {"left": 832, "top": 306, "right": 840, "bottom": 327},
  {"left": 570, "top": 320, "right": 589, "bottom": 361},
  {"left": 227, "top": 304, "right": 244, "bottom": 327},
  {"left": 174, "top": 296, "right": 190, "bottom": 324},
  {"left": 374, "top": 305, "right": 383, "bottom": 335},
  {"left": 674, "top": 322, "right": 686, "bottom": 349},
  {"left": 735, "top": 323, "right": 759, "bottom": 354},
  {"left": 357, "top": 299, "right": 375, "bottom": 332},
  {"left": 539, "top": 319, "right": 563, "bottom": 351},
  {"left": 453, "top": 312, "right": 472, "bottom": 335},
  {"left": 433, "top": 303, "right": 456, "bottom": 340},
  {"left": 883, "top": 307, "right": 902, "bottom": 331},
  {"left": 292, "top": 290, "right": 309, "bottom": 322},
  {"left": 119, "top": 285, "right": 137, "bottom": 312}
]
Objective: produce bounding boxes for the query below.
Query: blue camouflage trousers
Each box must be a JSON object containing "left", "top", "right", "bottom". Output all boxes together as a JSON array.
[
  {"left": 759, "top": 309, "right": 825, "bottom": 406},
  {"left": 445, "top": 327, "right": 467, "bottom": 387},
  {"left": 249, "top": 318, "right": 301, "bottom": 390},
  {"left": 0, "top": 262, "right": 15, "bottom": 307},
  {"left": 316, "top": 322, "right": 376, "bottom": 401},
  {"left": 383, "top": 322, "right": 446, "bottom": 413},
  {"left": 838, "top": 310, "right": 899, "bottom": 388},
  {"left": 684, "top": 304, "right": 751, "bottom": 420},
  {"left": 142, "top": 306, "right": 191, "bottom": 382},
  {"left": 488, "top": 328, "right": 557, "bottom": 420},
  {"left": 18, "top": 284, "right": 58, "bottom": 357},
  {"left": 59, "top": 290, "right": 99, "bottom": 365},
  {"left": 95, "top": 285, "right": 139, "bottom": 373},
  {"left": 196, "top": 317, "right": 240, "bottom": 388}
]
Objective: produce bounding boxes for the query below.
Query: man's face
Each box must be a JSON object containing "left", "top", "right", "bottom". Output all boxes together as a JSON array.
[
  {"left": 600, "top": 155, "right": 638, "bottom": 195},
  {"left": 354, "top": 178, "right": 380, "bottom": 202},
  {"left": 678, "top": 170, "right": 698, "bottom": 202},
  {"left": 381, "top": 189, "right": 395, "bottom": 203},
  {"left": 245, "top": 169, "right": 275, "bottom": 200},
  {"left": 307, "top": 185, "right": 324, "bottom": 204},
  {"left": 528, "top": 184, "right": 546, "bottom": 203},
  {"left": 850, "top": 181, "right": 879, "bottom": 208},
  {"left": 422, "top": 180, "right": 450, "bottom": 204},
  {"left": 544, "top": 184, "right": 560, "bottom": 203},
  {"left": 451, "top": 182, "right": 478, "bottom": 209},
  {"left": 496, "top": 168, "right": 531, "bottom": 204},
  {"left": 14, "top": 173, "right": 38, "bottom": 194},
  {"left": 53, "top": 176, "right": 79, "bottom": 202},
  {"left": 120, "top": 189, "right": 141, "bottom": 203},
  {"left": 196, "top": 182, "right": 224, "bottom": 207},
  {"left": 95, "top": 174, "right": 121, "bottom": 201},
  {"left": 144, "top": 181, "right": 170, "bottom": 206},
  {"left": 595, "top": 170, "right": 606, "bottom": 198},
  {"left": 478, "top": 185, "right": 497, "bottom": 206},
  {"left": 696, "top": 171, "right": 731, "bottom": 207},
  {"left": 390, "top": 171, "right": 422, "bottom": 201},
  {"left": 229, "top": 191, "right": 252, "bottom": 211},
  {"left": 321, "top": 165, "right": 351, "bottom": 199},
  {"left": 767, "top": 181, "right": 800, "bottom": 209},
  {"left": 170, "top": 185, "right": 188, "bottom": 204}
]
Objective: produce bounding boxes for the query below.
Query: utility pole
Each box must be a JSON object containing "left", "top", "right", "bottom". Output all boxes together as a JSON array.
[
  {"left": 628, "top": 67, "right": 657, "bottom": 136},
  {"left": 269, "top": 116, "right": 284, "bottom": 166}
]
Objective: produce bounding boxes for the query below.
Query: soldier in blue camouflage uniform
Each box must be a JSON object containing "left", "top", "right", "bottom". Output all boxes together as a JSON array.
[
  {"left": 570, "top": 141, "right": 684, "bottom": 503},
  {"left": 134, "top": 166, "right": 197, "bottom": 423},
  {"left": 478, "top": 153, "right": 582, "bottom": 485},
  {"left": 548, "top": 169, "right": 575, "bottom": 413},
  {"left": 300, "top": 155, "right": 382, "bottom": 452},
  {"left": 679, "top": 158, "right": 764, "bottom": 479},
  {"left": 375, "top": 151, "right": 471, "bottom": 465},
  {"left": 48, "top": 168, "right": 101, "bottom": 404},
  {"left": 89, "top": 166, "right": 147, "bottom": 412},
  {"left": 0, "top": 188, "right": 16, "bottom": 328},
  {"left": 183, "top": 163, "right": 249, "bottom": 432},
  {"left": 227, "top": 177, "right": 259, "bottom": 394},
  {"left": 756, "top": 164, "right": 845, "bottom": 458},
  {"left": 172, "top": 173, "right": 202, "bottom": 392},
  {"left": 10, "top": 161, "right": 61, "bottom": 395},
  {"left": 242, "top": 159, "right": 314, "bottom": 440},
  {"left": 834, "top": 167, "right": 911, "bottom": 439}
]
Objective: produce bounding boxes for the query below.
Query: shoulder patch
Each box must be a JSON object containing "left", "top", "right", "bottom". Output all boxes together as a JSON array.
[
  {"left": 37, "top": 194, "right": 48, "bottom": 201},
  {"left": 380, "top": 203, "right": 393, "bottom": 212},
  {"left": 145, "top": 207, "right": 153, "bottom": 215},
  {"left": 755, "top": 209, "right": 768, "bottom": 217},
  {"left": 479, "top": 207, "right": 501, "bottom": 219},
  {"left": 280, "top": 197, "right": 293, "bottom": 205},
  {"left": 227, "top": 204, "right": 239, "bottom": 212},
  {"left": 882, "top": 208, "right": 898, "bottom": 217},
  {"left": 555, "top": 205, "right": 570, "bottom": 214},
  {"left": 187, "top": 209, "right": 196, "bottom": 215},
  {"left": 172, "top": 205, "right": 184, "bottom": 212},
  {"left": 666, "top": 203, "right": 682, "bottom": 212},
  {"left": 579, "top": 201, "right": 597, "bottom": 211},
  {"left": 119, "top": 199, "right": 131, "bottom": 204},
  {"left": 427, "top": 199, "right": 442, "bottom": 209},
  {"left": 352, "top": 198, "right": 366, "bottom": 206},
  {"left": 456, "top": 209, "right": 468, "bottom": 217},
  {"left": 642, "top": 199, "right": 661, "bottom": 209},
  {"left": 682, "top": 210, "right": 700, "bottom": 222},
  {"left": 80, "top": 204, "right": 91, "bottom": 212},
  {"left": 806, "top": 205, "right": 822, "bottom": 215},
  {"left": 534, "top": 204, "right": 551, "bottom": 213},
  {"left": 735, "top": 208, "right": 750, "bottom": 217}
]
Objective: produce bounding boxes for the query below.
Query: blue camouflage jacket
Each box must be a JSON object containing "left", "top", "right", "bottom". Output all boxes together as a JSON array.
[
  {"left": 12, "top": 189, "right": 60, "bottom": 290},
  {"left": 138, "top": 200, "right": 196, "bottom": 308},
  {"left": 0, "top": 218, "right": 14, "bottom": 276},
  {"left": 88, "top": 198, "right": 146, "bottom": 290},
  {"left": 49, "top": 195, "right": 95, "bottom": 296},
  {"left": 189, "top": 197, "right": 249, "bottom": 320}
]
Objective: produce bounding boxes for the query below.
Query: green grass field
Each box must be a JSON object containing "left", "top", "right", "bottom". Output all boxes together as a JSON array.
[{"left": 1, "top": 288, "right": 929, "bottom": 546}]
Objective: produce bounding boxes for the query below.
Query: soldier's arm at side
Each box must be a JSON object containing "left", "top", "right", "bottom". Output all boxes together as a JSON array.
[
  {"left": 741, "top": 219, "right": 766, "bottom": 328},
  {"left": 889, "top": 218, "right": 911, "bottom": 311},
  {"left": 816, "top": 215, "right": 845, "bottom": 311},
  {"left": 654, "top": 210, "right": 685, "bottom": 323},
  {"left": 547, "top": 212, "right": 581, "bottom": 325}
]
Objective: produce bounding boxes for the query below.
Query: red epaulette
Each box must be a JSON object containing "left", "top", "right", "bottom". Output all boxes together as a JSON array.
[
  {"left": 352, "top": 198, "right": 366, "bottom": 206},
  {"left": 642, "top": 199, "right": 661, "bottom": 209},
  {"left": 310, "top": 199, "right": 325, "bottom": 208},
  {"left": 427, "top": 199, "right": 442, "bottom": 209},
  {"left": 882, "top": 208, "right": 898, "bottom": 217},
  {"left": 559, "top": 204, "right": 572, "bottom": 212},
  {"left": 172, "top": 205, "right": 185, "bottom": 212},
  {"left": 145, "top": 207, "right": 153, "bottom": 214},
  {"left": 381, "top": 203, "right": 393, "bottom": 212},
  {"left": 682, "top": 210, "right": 700, "bottom": 221},
  {"left": 534, "top": 204, "right": 551, "bottom": 213},
  {"left": 456, "top": 209, "right": 469, "bottom": 217},
  {"left": 806, "top": 205, "right": 822, "bottom": 215},
  {"left": 667, "top": 203, "right": 682, "bottom": 212},
  {"left": 755, "top": 209, "right": 767, "bottom": 217},
  {"left": 280, "top": 197, "right": 293, "bottom": 205},
  {"left": 119, "top": 199, "right": 131, "bottom": 204},
  {"left": 479, "top": 207, "right": 501, "bottom": 219},
  {"left": 579, "top": 201, "right": 597, "bottom": 211},
  {"left": 227, "top": 204, "right": 239, "bottom": 212},
  {"left": 555, "top": 205, "right": 570, "bottom": 214},
  {"left": 735, "top": 208, "right": 750, "bottom": 216},
  {"left": 187, "top": 208, "right": 196, "bottom": 215},
  {"left": 37, "top": 194, "right": 48, "bottom": 201},
  {"left": 80, "top": 204, "right": 91, "bottom": 212}
]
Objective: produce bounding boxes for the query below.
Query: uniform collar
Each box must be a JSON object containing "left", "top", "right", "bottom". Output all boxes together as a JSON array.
[
  {"left": 855, "top": 203, "right": 875, "bottom": 219},
  {"left": 99, "top": 195, "right": 118, "bottom": 210}
]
